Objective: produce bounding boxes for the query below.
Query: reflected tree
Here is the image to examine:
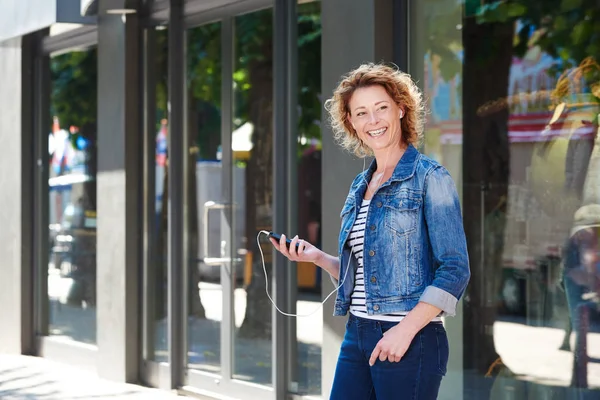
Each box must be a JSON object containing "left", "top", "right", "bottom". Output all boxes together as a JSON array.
[
  {"left": 458, "top": 0, "right": 600, "bottom": 396},
  {"left": 51, "top": 49, "right": 98, "bottom": 211}
]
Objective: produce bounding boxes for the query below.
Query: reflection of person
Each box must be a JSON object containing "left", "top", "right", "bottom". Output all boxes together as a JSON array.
[
  {"left": 270, "top": 63, "right": 470, "bottom": 399},
  {"left": 562, "top": 204, "right": 600, "bottom": 388}
]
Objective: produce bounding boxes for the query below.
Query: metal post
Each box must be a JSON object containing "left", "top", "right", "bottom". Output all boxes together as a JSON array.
[
  {"left": 284, "top": 0, "right": 299, "bottom": 393},
  {"left": 273, "top": 0, "right": 298, "bottom": 396},
  {"left": 393, "top": 0, "right": 409, "bottom": 71},
  {"left": 168, "top": 0, "right": 185, "bottom": 389}
]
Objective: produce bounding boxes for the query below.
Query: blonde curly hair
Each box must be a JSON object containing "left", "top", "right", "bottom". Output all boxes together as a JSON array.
[{"left": 324, "top": 63, "right": 426, "bottom": 157}]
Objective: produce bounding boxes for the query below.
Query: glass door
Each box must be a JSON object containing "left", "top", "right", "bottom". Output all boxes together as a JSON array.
[{"left": 182, "top": 8, "right": 275, "bottom": 399}]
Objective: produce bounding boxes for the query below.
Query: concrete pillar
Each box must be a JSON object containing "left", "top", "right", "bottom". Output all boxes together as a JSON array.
[
  {"left": 95, "top": 3, "right": 142, "bottom": 382},
  {"left": 320, "top": 1, "right": 393, "bottom": 397},
  {"left": 0, "top": 35, "right": 35, "bottom": 356}
]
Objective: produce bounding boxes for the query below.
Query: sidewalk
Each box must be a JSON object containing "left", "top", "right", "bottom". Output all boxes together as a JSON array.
[{"left": 0, "top": 354, "right": 188, "bottom": 400}]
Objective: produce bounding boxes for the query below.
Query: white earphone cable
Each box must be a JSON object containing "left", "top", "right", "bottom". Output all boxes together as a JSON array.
[{"left": 256, "top": 230, "right": 353, "bottom": 317}]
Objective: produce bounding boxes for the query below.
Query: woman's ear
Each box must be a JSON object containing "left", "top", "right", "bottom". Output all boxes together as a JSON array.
[{"left": 347, "top": 112, "right": 355, "bottom": 130}]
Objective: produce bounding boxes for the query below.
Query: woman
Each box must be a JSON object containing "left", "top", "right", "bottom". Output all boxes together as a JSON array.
[{"left": 270, "top": 63, "right": 470, "bottom": 399}]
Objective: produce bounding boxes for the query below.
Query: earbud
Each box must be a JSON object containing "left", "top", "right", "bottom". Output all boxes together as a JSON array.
[{"left": 399, "top": 110, "right": 404, "bottom": 119}]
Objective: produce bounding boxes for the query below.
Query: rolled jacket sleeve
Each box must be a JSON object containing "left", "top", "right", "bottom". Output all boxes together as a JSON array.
[{"left": 420, "top": 166, "right": 470, "bottom": 316}]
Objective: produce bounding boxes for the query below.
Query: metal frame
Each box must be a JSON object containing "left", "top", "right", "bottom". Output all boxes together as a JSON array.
[
  {"left": 33, "top": 30, "right": 51, "bottom": 341},
  {"left": 167, "top": 0, "right": 186, "bottom": 390},
  {"left": 20, "top": 31, "right": 40, "bottom": 356},
  {"left": 393, "top": 0, "right": 409, "bottom": 72},
  {"left": 141, "top": 25, "right": 158, "bottom": 365},
  {"left": 273, "top": 0, "right": 298, "bottom": 397}
]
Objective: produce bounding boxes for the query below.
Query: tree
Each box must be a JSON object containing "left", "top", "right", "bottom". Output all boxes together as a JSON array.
[
  {"left": 51, "top": 48, "right": 98, "bottom": 209},
  {"left": 51, "top": 48, "right": 99, "bottom": 307}
]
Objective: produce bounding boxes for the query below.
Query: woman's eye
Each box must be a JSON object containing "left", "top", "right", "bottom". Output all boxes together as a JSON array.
[
  {"left": 357, "top": 112, "right": 366, "bottom": 117},
  {"left": 378, "top": 106, "right": 388, "bottom": 111}
]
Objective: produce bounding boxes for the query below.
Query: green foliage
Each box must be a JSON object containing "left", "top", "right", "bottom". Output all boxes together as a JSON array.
[
  {"left": 297, "top": 2, "right": 322, "bottom": 142},
  {"left": 50, "top": 4, "right": 323, "bottom": 156},
  {"left": 422, "top": 1, "right": 463, "bottom": 83},
  {"left": 430, "top": 0, "right": 600, "bottom": 89},
  {"left": 50, "top": 48, "right": 98, "bottom": 132},
  {"left": 473, "top": 0, "right": 600, "bottom": 68}
]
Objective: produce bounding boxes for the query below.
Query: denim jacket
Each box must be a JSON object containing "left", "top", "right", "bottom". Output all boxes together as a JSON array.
[{"left": 333, "top": 144, "right": 470, "bottom": 317}]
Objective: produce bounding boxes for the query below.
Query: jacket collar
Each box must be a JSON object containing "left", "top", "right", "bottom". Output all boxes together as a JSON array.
[{"left": 352, "top": 144, "right": 420, "bottom": 197}]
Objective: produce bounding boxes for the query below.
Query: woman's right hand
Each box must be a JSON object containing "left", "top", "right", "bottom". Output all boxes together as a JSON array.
[{"left": 269, "top": 234, "right": 322, "bottom": 265}]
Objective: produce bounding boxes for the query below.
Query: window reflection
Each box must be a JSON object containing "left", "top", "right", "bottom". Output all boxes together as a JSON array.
[
  {"left": 232, "top": 7, "right": 274, "bottom": 386},
  {"left": 48, "top": 48, "right": 97, "bottom": 344},
  {"left": 415, "top": 1, "right": 600, "bottom": 397}
]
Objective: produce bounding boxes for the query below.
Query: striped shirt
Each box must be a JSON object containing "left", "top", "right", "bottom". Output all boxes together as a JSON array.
[{"left": 348, "top": 199, "right": 441, "bottom": 323}]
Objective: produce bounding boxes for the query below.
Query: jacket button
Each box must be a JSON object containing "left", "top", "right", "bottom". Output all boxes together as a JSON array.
[
  {"left": 370, "top": 276, "right": 377, "bottom": 283},
  {"left": 369, "top": 250, "right": 375, "bottom": 256},
  {"left": 370, "top": 224, "right": 376, "bottom": 231},
  {"left": 376, "top": 201, "right": 382, "bottom": 208},
  {"left": 373, "top": 305, "right": 380, "bottom": 311}
]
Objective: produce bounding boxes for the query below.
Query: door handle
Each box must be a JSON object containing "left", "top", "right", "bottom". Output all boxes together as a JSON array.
[{"left": 201, "top": 201, "right": 241, "bottom": 266}]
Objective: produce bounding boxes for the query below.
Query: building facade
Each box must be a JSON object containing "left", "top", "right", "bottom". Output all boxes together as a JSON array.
[{"left": 1, "top": 0, "right": 599, "bottom": 399}]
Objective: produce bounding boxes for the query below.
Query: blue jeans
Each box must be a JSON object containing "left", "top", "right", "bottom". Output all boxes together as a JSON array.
[{"left": 330, "top": 314, "right": 448, "bottom": 400}]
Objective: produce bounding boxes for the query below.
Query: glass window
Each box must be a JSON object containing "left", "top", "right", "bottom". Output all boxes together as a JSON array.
[
  {"left": 186, "top": 20, "right": 223, "bottom": 374},
  {"left": 48, "top": 48, "right": 97, "bottom": 344},
  {"left": 413, "top": 1, "right": 600, "bottom": 398}
]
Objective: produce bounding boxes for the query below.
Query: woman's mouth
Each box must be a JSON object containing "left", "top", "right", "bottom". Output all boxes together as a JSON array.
[{"left": 367, "top": 127, "right": 387, "bottom": 137}]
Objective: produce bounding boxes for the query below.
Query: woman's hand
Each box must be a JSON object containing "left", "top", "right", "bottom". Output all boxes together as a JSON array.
[
  {"left": 270, "top": 234, "right": 322, "bottom": 265},
  {"left": 369, "top": 322, "right": 416, "bottom": 366},
  {"left": 368, "top": 302, "right": 441, "bottom": 366}
]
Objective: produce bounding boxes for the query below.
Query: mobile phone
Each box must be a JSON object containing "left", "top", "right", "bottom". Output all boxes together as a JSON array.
[{"left": 268, "top": 231, "right": 300, "bottom": 249}]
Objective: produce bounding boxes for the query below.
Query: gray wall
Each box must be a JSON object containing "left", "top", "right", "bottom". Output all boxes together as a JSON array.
[
  {"left": 320, "top": 1, "right": 393, "bottom": 397},
  {"left": 0, "top": 36, "right": 34, "bottom": 355},
  {"left": 0, "top": 1, "right": 56, "bottom": 42}
]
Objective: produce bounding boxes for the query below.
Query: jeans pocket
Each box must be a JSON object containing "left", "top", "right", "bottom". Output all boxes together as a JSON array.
[
  {"left": 435, "top": 325, "right": 449, "bottom": 375},
  {"left": 378, "top": 320, "right": 398, "bottom": 336}
]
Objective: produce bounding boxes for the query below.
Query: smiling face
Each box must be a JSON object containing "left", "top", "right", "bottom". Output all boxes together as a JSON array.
[{"left": 347, "top": 85, "right": 404, "bottom": 156}]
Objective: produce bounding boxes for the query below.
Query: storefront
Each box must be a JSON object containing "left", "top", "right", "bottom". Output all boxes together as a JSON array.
[{"left": 1, "top": 1, "right": 599, "bottom": 399}]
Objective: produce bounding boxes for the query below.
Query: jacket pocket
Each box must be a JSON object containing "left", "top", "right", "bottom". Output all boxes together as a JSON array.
[{"left": 383, "top": 191, "right": 421, "bottom": 235}]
